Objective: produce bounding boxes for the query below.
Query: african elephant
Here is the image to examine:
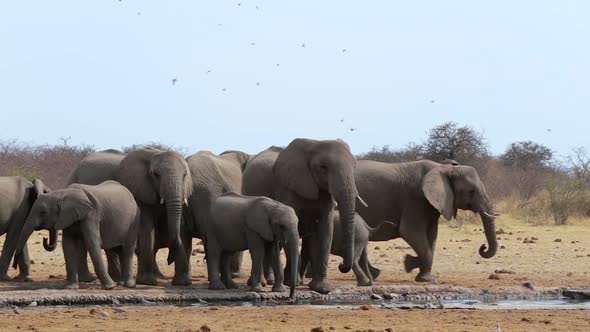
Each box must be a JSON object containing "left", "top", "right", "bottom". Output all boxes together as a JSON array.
[
  {"left": 242, "top": 139, "right": 365, "bottom": 294},
  {"left": 15, "top": 181, "right": 140, "bottom": 289},
  {"left": 183, "top": 150, "right": 251, "bottom": 276},
  {"left": 66, "top": 147, "right": 193, "bottom": 286},
  {"left": 354, "top": 159, "right": 498, "bottom": 282},
  {"left": 0, "top": 176, "right": 51, "bottom": 281},
  {"left": 301, "top": 212, "right": 398, "bottom": 286},
  {"left": 207, "top": 192, "right": 299, "bottom": 298}
]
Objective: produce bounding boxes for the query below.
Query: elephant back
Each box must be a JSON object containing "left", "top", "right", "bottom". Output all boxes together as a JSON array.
[
  {"left": 67, "top": 150, "right": 126, "bottom": 186},
  {"left": 242, "top": 147, "right": 282, "bottom": 198}
]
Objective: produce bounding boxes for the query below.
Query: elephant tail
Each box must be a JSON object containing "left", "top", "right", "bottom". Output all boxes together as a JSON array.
[{"left": 368, "top": 221, "right": 400, "bottom": 242}]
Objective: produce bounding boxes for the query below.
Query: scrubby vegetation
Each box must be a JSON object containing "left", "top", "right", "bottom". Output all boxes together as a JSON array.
[{"left": 1, "top": 122, "right": 589, "bottom": 225}]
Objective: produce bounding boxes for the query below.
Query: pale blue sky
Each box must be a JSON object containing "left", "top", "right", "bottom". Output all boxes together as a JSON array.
[{"left": 1, "top": 1, "right": 588, "bottom": 157}]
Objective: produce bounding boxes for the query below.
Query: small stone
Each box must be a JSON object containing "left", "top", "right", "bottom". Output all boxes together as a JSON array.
[
  {"left": 517, "top": 237, "right": 522, "bottom": 240},
  {"left": 382, "top": 293, "right": 395, "bottom": 300},
  {"left": 329, "top": 327, "right": 336, "bottom": 331},
  {"left": 567, "top": 272, "right": 573, "bottom": 277},
  {"left": 489, "top": 273, "right": 500, "bottom": 280},
  {"left": 543, "top": 320, "right": 552, "bottom": 325},
  {"left": 111, "top": 298, "right": 122, "bottom": 307},
  {"left": 500, "top": 245, "right": 506, "bottom": 249},
  {"left": 521, "top": 317, "right": 531, "bottom": 323},
  {"left": 200, "top": 325, "right": 211, "bottom": 332},
  {"left": 311, "top": 327, "right": 324, "bottom": 332},
  {"left": 496, "top": 229, "right": 506, "bottom": 235},
  {"left": 28, "top": 301, "right": 37, "bottom": 307},
  {"left": 554, "top": 239, "right": 562, "bottom": 242},
  {"left": 531, "top": 237, "right": 539, "bottom": 241},
  {"left": 509, "top": 232, "right": 513, "bottom": 235},
  {"left": 494, "top": 269, "right": 515, "bottom": 274},
  {"left": 360, "top": 305, "right": 371, "bottom": 310},
  {"left": 29, "top": 260, "right": 35, "bottom": 265},
  {"left": 13, "top": 306, "right": 23, "bottom": 315},
  {"left": 48, "top": 274, "right": 57, "bottom": 279},
  {"left": 89, "top": 308, "right": 97, "bottom": 315},
  {"left": 385, "top": 329, "right": 394, "bottom": 332},
  {"left": 99, "top": 310, "right": 109, "bottom": 317},
  {"left": 374, "top": 246, "right": 381, "bottom": 250},
  {"left": 370, "top": 294, "right": 382, "bottom": 300},
  {"left": 113, "top": 307, "right": 126, "bottom": 314},
  {"left": 523, "top": 282, "right": 535, "bottom": 290},
  {"left": 476, "top": 261, "right": 481, "bottom": 264}
]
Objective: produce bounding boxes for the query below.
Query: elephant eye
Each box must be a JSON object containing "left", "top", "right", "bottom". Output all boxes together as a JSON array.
[
  {"left": 153, "top": 171, "right": 160, "bottom": 178},
  {"left": 319, "top": 164, "right": 328, "bottom": 171}
]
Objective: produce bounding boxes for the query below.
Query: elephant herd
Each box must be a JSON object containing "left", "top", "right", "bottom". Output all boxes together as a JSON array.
[{"left": 0, "top": 138, "right": 498, "bottom": 296}]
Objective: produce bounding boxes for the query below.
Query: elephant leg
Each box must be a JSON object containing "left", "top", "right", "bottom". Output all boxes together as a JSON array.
[
  {"left": 368, "top": 260, "right": 381, "bottom": 281},
  {"left": 136, "top": 210, "right": 158, "bottom": 286},
  {"left": 221, "top": 252, "right": 238, "bottom": 289},
  {"left": 77, "top": 248, "right": 97, "bottom": 283},
  {"left": 270, "top": 242, "right": 287, "bottom": 293},
  {"left": 62, "top": 230, "right": 80, "bottom": 289},
  {"left": 81, "top": 220, "right": 116, "bottom": 290},
  {"left": 172, "top": 224, "right": 192, "bottom": 286},
  {"left": 353, "top": 246, "right": 372, "bottom": 286},
  {"left": 14, "top": 244, "right": 32, "bottom": 282},
  {"left": 151, "top": 249, "right": 165, "bottom": 279},
  {"left": 308, "top": 210, "right": 334, "bottom": 294},
  {"left": 403, "top": 223, "right": 435, "bottom": 282},
  {"left": 206, "top": 237, "right": 224, "bottom": 290},
  {"left": 230, "top": 251, "right": 244, "bottom": 278},
  {"left": 247, "top": 236, "right": 265, "bottom": 292},
  {"left": 105, "top": 248, "right": 121, "bottom": 283},
  {"left": 262, "top": 253, "right": 274, "bottom": 285},
  {"left": 120, "top": 243, "right": 136, "bottom": 288},
  {"left": 0, "top": 228, "right": 21, "bottom": 280}
]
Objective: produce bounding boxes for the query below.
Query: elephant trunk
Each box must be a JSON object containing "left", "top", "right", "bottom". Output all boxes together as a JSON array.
[
  {"left": 332, "top": 175, "right": 356, "bottom": 274},
  {"left": 478, "top": 200, "right": 498, "bottom": 259},
  {"left": 42, "top": 227, "right": 58, "bottom": 252},
  {"left": 166, "top": 199, "right": 183, "bottom": 265},
  {"left": 284, "top": 230, "right": 299, "bottom": 299}
]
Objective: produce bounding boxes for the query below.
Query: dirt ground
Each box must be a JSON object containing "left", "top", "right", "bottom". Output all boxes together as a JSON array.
[{"left": 0, "top": 220, "right": 589, "bottom": 331}]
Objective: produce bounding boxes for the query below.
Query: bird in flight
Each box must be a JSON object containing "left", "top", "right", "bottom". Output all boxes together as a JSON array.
[
  {"left": 301, "top": 43, "right": 306, "bottom": 48},
  {"left": 430, "top": 99, "right": 435, "bottom": 103},
  {"left": 547, "top": 128, "right": 552, "bottom": 132},
  {"left": 171, "top": 78, "right": 177, "bottom": 85},
  {"left": 342, "top": 49, "right": 347, "bottom": 53},
  {"left": 349, "top": 127, "right": 356, "bottom": 132}
]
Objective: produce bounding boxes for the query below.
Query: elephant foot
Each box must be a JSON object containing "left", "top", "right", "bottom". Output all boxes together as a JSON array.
[
  {"left": 224, "top": 280, "right": 239, "bottom": 289},
  {"left": 124, "top": 279, "right": 136, "bottom": 288},
  {"left": 152, "top": 268, "right": 166, "bottom": 279},
  {"left": 208, "top": 280, "right": 226, "bottom": 290},
  {"left": 78, "top": 273, "right": 97, "bottom": 283},
  {"left": 356, "top": 279, "right": 373, "bottom": 287},
  {"left": 308, "top": 279, "right": 332, "bottom": 294},
  {"left": 404, "top": 254, "right": 421, "bottom": 273},
  {"left": 136, "top": 274, "right": 158, "bottom": 286},
  {"left": 247, "top": 276, "right": 266, "bottom": 287},
  {"left": 272, "top": 283, "right": 287, "bottom": 293},
  {"left": 13, "top": 274, "right": 33, "bottom": 282},
  {"left": 249, "top": 284, "right": 265, "bottom": 293},
  {"left": 64, "top": 282, "right": 79, "bottom": 289},
  {"left": 415, "top": 272, "right": 434, "bottom": 283},
  {"left": 102, "top": 280, "right": 117, "bottom": 290},
  {"left": 172, "top": 274, "right": 192, "bottom": 286},
  {"left": 369, "top": 265, "right": 381, "bottom": 280}
]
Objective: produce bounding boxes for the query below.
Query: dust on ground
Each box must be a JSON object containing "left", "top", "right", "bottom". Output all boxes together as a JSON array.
[{"left": 0, "top": 219, "right": 588, "bottom": 331}]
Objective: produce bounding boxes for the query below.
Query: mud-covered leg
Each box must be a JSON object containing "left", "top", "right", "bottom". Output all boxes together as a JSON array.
[
  {"left": 270, "top": 242, "right": 287, "bottom": 292},
  {"left": 62, "top": 230, "right": 79, "bottom": 289}
]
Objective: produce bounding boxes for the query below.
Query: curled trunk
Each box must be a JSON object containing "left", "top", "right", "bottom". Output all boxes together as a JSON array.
[
  {"left": 478, "top": 211, "right": 498, "bottom": 259},
  {"left": 43, "top": 227, "right": 58, "bottom": 252}
]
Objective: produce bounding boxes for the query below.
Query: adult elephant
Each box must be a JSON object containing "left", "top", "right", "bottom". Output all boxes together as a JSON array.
[
  {"left": 0, "top": 176, "right": 51, "bottom": 281},
  {"left": 183, "top": 150, "right": 251, "bottom": 274},
  {"left": 242, "top": 139, "right": 364, "bottom": 294},
  {"left": 66, "top": 147, "right": 193, "bottom": 285},
  {"left": 354, "top": 159, "right": 498, "bottom": 282}
]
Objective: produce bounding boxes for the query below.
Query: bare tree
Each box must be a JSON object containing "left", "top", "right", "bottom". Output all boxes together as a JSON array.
[
  {"left": 421, "top": 121, "right": 489, "bottom": 165},
  {"left": 566, "top": 146, "right": 590, "bottom": 180},
  {"left": 500, "top": 141, "right": 553, "bottom": 170},
  {"left": 358, "top": 143, "right": 423, "bottom": 163}
]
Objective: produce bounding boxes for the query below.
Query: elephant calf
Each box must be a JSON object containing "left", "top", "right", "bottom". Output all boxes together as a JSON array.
[
  {"left": 301, "top": 212, "right": 398, "bottom": 286},
  {"left": 208, "top": 192, "right": 299, "bottom": 298},
  {"left": 16, "top": 181, "right": 140, "bottom": 290}
]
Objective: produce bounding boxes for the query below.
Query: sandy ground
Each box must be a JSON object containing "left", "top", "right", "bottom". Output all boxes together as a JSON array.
[{"left": 0, "top": 220, "right": 588, "bottom": 331}]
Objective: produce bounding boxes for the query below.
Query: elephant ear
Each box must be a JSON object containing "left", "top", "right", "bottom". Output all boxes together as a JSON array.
[
  {"left": 32, "top": 179, "right": 51, "bottom": 197},
  {"left": 247, "top": 201, "right": 275, "bottom": 242},
  {"left": 273, "top": 139, "right": 319, "bottom": 200},
  {"left": 56, "top": 189, "right": 92, "bottom": 230},
  {"left": 116, "top": 149, "right": 159, "bottom": 205},
  {"left": 422, "top": 167, "right": 455, "bottom": 221}
]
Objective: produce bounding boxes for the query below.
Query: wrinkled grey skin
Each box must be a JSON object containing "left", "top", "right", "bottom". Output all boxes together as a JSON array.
[
  {"left": 66, "top": 148, "right": 193, "bottom": 286},
  {"left": 0, "top": 176, "right": 51, "bottom": 281},
  {"left": 301, "top": 212, "right": 398, "bottom": 286},
  {"left": 183, "top": 150, "right": 251, "bottom": 277},
  {"left": 207, "top": 192, "right": 299, "bottom": 298},
  {"left": 242, "top": 139, "right": 361, "bottom": 294},
  {"left": 15, "top": 181, "right": 140, "bottom": 289},
  {"left": 355, "top": 160, "right": 498, "bottom": 282}
]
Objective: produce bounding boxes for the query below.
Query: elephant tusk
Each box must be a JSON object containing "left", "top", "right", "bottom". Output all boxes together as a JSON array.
[
  {"left": 483, "top": 212, "right": 500, "bottom": 218},
  {"left": 357, "top": 195, "right": 368, "bottom": 208},
  {"left": 183, "top": 198, "right": 188, "bottom": 206},
  {"left": 160, "top": 197, "right": 165, "bottom": 205}
]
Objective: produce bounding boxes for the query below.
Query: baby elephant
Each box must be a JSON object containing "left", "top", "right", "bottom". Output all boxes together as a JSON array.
[
  {"left": 302, "top": 212, "right": 398, "bottom": 286},
  {"left": 208, "top": 192, "right": 299, "bottom": 297},
  {"left": 16, "top": 181, "right": 140, "bottom": 290}
]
